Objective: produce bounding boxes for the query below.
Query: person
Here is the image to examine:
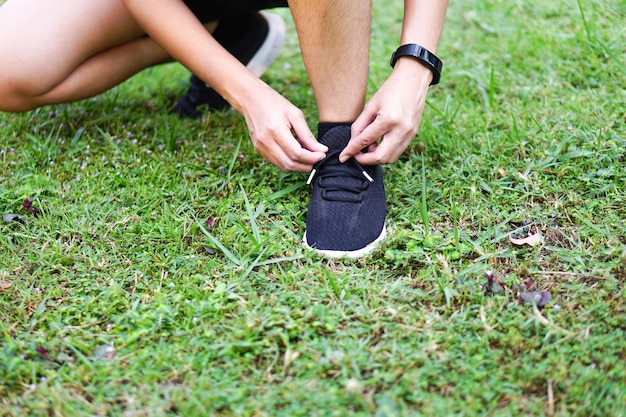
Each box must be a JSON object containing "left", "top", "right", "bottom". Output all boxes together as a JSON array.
[{"left": 0, "top": 0, "right": 448, "bottom": 258}]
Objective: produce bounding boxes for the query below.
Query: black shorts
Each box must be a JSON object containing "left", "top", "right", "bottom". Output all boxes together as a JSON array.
[{"left": 184, "top": 0, "right": 289, "bottom": 22}]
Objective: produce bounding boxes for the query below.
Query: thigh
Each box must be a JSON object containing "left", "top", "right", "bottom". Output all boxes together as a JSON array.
[{"left": 0, "top": 0, "right": 145, "bottom": 94}]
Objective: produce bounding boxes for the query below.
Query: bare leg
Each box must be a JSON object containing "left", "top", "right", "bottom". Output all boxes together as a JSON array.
[
  {"left": 0, "top": 0, "right": 216, "bottom": 112},
  {"left": 288, "top": 0, "right": 372, "bottom": 123}
]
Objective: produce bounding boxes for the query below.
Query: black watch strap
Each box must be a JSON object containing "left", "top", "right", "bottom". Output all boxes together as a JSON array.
[{"left": 390, "top": 44, "right": 442, "bottom": 85}]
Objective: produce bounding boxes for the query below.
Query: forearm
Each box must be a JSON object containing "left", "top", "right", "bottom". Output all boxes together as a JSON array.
[
  {"left": 120, "top": 0, "right": 262, "bottom": 112},
  {"left": 394, "top": 0, "right": 448, "bottom": 84},
  {"left": 401, "top": 0, "right": 447, "bottom": 51},
  {"left": 341, "top": 0, "right": 448, "bottom": 164}
]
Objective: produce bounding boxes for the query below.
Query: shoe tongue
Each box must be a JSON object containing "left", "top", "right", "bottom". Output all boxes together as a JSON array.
[{"left": 319, "top": 126, "right": 351, "bottom": 151}]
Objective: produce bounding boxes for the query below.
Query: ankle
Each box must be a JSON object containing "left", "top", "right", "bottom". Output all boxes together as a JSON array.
[{"left": 317, "top": 121, "right": 353, "bottom": 139}]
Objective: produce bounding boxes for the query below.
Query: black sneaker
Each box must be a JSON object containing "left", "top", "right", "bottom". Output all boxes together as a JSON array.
[
  {"left": 303, "top": 126, "right": 387, "bottom": 258},
  {"left": 171, "top": 12, "right": 285, "bottom": 118}
]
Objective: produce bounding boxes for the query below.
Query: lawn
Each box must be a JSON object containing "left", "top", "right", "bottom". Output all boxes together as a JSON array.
[{"left": 1, "top": 0, "right": 625, "bottom": 416}]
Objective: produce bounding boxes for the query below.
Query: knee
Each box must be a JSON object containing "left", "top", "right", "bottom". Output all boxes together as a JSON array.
[
  {"left": 0, "top": 92, "right": 37, "bottom": 113},
  {"left": 0, "top": 79, "right": 41, "bottom": 112}
]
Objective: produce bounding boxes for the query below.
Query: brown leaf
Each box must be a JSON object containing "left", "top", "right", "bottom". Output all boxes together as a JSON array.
[
  {"left": 524, "top": 278, "right": 536, "bottom": 290},
  {"left": 3, "top": 213, "right": 26, "bottom": 224},
  {"left": 510, "top": 232, "right": 542, "bottom": 247},
  {"left": 204, "top": 247, "right": 217, "bottom": 255},
  {"left": 0, "top": 278, "right": 11, "bottom": 291},
  {"left": 205, "top": 217, "right": 220, "bottom": 232},
  {"left": 484, "top": 270, "right": 504, "bottom": 295},
  {"left": 92, "top": 344, "right": 115, "bottom": 361},
  {"left": 22, "top": 198, "right": 41, "bottom": 217},
  {"left": 35, "top": 346, "right": 52, "bottom": 361},
  {"left": 520, "top": 291, "right": 552, "bottom": 307}
]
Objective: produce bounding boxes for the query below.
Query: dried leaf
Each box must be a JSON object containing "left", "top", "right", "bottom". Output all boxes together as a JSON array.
[
  {"left": 22, "top": 198, "right": 42, "bottom": 217},
  {"left": 345, "top": 377, "right": 363, "bottom": 394},
  {"left": 520, "top": 291, "right": 552, "bottom": 307},
  {"left": 484, "top": 270, "right": 504, "bottom": 295},
  {"left": 92, "top": 344, "right": 115, "bottom": 361},
  {"left": 23, "top": 198, "right": 33, "bottom": 211},
  {"left": 3, "top": 213, "right": 26, "bottom": 224},
  {"left": 204, "top": 247, "right": 217, "bottom": 255},
  {"left": 510, "top": 232, "right": 542, "bottom": 247},
  {"left": 540, "top": 291, "right": 552, "bottom": 306},
  {"left": 35, "top": 346, "right": 52, "bottom": 361},
  {"left": 0, "top": 279, "right": 11, "bottom": 291},
  {"left": 205, "top": 217, "right": 220, "bottom": 232}
]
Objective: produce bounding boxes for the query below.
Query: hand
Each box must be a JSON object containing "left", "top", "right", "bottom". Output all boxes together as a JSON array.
[
  {"left": 239, "top": 82, "right": 328, "bottom": 172},
  {"left": 339, "top": 62, "right": 432, "bottom": 165}
]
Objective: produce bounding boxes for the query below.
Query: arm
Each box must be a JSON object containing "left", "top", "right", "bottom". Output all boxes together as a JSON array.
[
  {"left": 121, "top": 0, "right": 327, "bottom": 172},
  {"left": 339, "top": 0, "right": 448, "bottom": 165}
]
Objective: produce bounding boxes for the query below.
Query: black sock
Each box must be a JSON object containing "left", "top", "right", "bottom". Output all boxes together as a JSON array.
[{"left": 317, "top": 122, "right": 352, "bottom": 139}]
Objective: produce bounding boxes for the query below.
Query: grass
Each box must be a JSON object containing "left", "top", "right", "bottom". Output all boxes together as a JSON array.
[{"left": 1, "top": 0, "right": 625, "bottom": 415}]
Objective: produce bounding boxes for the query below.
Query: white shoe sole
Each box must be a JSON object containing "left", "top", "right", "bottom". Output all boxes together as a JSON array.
[
  {"left": 246, "top": 12, "right": 285, "bottom": 76},
  {"left": 203, "top": 12, "right": 285, "bottom": 88},
  {"left": 302, "top": 225, "right": 387, "bottom": 259}
]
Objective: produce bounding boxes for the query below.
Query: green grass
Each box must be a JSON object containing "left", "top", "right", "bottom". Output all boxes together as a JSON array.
[{"left": 1, "top": 0, "right": 625, "bottom": 415}]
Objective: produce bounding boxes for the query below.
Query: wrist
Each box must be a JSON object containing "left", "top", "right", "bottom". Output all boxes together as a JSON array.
[
  {"left": 392, "top": 57, "right": 435, "bottom": 86},
  {"left": 222, "top": 73, "right": 269, "bottom": 114},
  {"left": 390, "top": 44, "right": 442, "bottom": 85}
]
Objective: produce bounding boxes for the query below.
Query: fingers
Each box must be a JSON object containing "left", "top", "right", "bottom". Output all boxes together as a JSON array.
[
  {"left": 352, "top": 137, "right": 403, "bottom": 166},
  {"left": 337, "top": 70, "right": 430, "bottom": 165},
  {"left": 243, "top": 95, "right": 327, "bottom": 172},
  {"left": 339, "top": 108, "right": 378, "bottom": 163},
  {"left": 253, "top": 129, "right": 326, "bottom": 172},
  {"left": 291, "top": 116, "right": 328, "bottom": 154},
  {"left": 263, "top": 146, "right": 325, "bottom": 173},
  {"left": 250, "top": 112, "right": 327, "bottom": 173},
  {"left": 340, "top": 111, "right": 419, "bottom": 166},
  {"left": 340, "top": 117, "right": 387, "bottom": 163}
]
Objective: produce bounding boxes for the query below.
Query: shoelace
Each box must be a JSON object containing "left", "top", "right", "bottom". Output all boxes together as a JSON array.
[{"left": 307, "top": 150, "right": 374, "bottom": 203}]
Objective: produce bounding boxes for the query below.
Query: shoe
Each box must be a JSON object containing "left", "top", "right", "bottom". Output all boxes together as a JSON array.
[
  {"left": 171, "top": 11, "right": 285, "bottom": 118},
  {"left": 303, "top": 126, "right": 387, "bottom": 258}
]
